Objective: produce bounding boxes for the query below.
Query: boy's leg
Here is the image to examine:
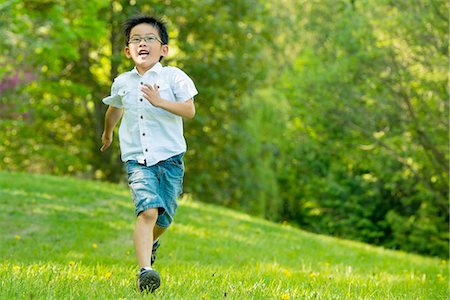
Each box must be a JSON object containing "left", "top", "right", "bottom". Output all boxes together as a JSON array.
[
  {"left": 153, "top": 224, "right": 166, "bottom": 241},
  {"left": 134, "top": 208, "right": 161, "bottom": 293},
  {"left": 134, "top": 208, "right": 158, "bottom": 268},
  {"left": 151, "top": 225, "right": 166, "bottom": 265}
]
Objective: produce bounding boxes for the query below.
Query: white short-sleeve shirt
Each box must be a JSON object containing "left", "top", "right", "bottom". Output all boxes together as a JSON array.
[{"left": 102, "top": 62, "right": 198, "bottom": 166}]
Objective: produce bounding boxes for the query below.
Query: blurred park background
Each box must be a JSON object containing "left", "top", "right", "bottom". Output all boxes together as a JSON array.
[{"left": 0, "top": 0, "right": 448, "bottom": 258}]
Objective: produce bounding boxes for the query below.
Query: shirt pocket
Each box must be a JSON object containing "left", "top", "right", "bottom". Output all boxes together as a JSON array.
[
  {"left": 118, "top": 86, "right": 137, "bottom": 110},
  {"left": 157, "top": 83, "right": 174, "bottom": 102},
  {"left": 145, "top": 83, "right": 177, "bottom": 118}
]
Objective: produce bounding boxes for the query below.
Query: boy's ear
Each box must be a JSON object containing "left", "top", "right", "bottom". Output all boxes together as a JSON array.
[
  {"left": 160, "top": 45, "right": 169, "bottom": 57},
  {"left": 124, "top": 46, "right": 132, "bottom": 58}
]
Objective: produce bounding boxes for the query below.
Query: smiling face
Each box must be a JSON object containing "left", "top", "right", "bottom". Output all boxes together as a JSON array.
[{"left": 124, "top": 23, "right": 168, "bottom": 75}]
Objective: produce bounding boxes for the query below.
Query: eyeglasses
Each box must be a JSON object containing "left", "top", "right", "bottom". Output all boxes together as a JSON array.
[{"left": 128, "top": 35, "right": 163, "bottom": 45}]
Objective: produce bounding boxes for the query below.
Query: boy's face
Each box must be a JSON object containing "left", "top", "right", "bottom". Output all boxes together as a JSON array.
[{"left": 124, "top": 23, "right": 168, "bottom": 74}]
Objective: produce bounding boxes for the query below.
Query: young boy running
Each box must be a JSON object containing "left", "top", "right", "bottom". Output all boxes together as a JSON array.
[{"left": 100, "top": 15, "right": 198, "bottom": 293}]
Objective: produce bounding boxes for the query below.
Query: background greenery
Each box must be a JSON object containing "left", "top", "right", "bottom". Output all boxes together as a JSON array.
[{"left": 0, "top": 0, "right": 448, "bottom": 258}]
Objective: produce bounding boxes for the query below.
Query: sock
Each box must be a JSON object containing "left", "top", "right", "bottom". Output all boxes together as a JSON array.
[{"left": 141, "top": 266, "right": 152, "bottom": 272}]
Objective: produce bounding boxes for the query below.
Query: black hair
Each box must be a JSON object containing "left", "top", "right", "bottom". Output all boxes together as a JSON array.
[{"left": 123, "top": 15, "right": 169, "bottom": 61}]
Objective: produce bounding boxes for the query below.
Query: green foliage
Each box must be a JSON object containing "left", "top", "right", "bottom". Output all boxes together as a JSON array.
[
  {"left": 276, "top": 0, "right": 448, "bottom": 257},
  {"left": 0, "top": 0, "right": 111, "bottom": 177},
  {"left": 0, "top": 0, "right": 447, "bottom": 257},
  {"left": 227, "top": 88, "right": 290, "bottom": 218},
  {"left": 160, "top": 0, "right": 281, "bottom": 212},
  {"left": 1, "top": 172, "right": 448, "bottom": 299}
]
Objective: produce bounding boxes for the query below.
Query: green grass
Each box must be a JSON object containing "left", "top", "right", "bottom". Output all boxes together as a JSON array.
[{"left": 0, "top": 172, "right": 448, "bottom": 299}]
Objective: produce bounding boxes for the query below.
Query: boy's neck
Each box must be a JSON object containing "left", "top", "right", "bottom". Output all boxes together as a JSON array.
[{"left": 136, "top": 62, "right": 159, "bottom": 76}]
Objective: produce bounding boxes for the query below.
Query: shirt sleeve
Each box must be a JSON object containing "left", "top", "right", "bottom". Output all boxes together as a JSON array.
[
  {"left": 102, "top": 80, "right": 123, "bottom": 108},
  {"left": 171, "top": 67, "right": 198, "bottom": 102}
]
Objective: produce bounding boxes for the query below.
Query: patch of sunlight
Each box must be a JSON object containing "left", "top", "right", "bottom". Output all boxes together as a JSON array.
[
  {"left": 362, "top": 173, "right": 378, "bottom": 183},
  {"left": 216, "top": 229, "right": 258, "bottom": 247},
  {"left": 112, "top": 1, "right": 122, "bottom": 12},
  {"left": 37, "top": 25, "right": 50, "bottom": 36},
  {"left": 359, "top": 144, "right": 375, "bottom": 150},
  {"left": 30, "top": 206, "right": 49, "bottom": 216},
  {"left": 33, "top": 203, "right": 92, "bottom": 218},
  {"left": 86, "top": 100, "right": 94, "bottom": 112},
  {"left": 183, "top": 199, "right": 253, "bottom": 222},
  {"left": 94, "top": 169, "right": 105, "bottom": 179},
  {"left": 65, "top": 251, "right": 85, "bottom": 260},
  {"left": 2, "top": 189, "right": 57, "bottom": 201},
  {"left": 370, "top": 271, "right": 428, "bottom": 284},
  {"left": 92, "top": 184, "right": 129, "bottom": 198},
  {"left": 258, "top": 260, "right": 429, "bottom": 286},
  {"left": 108, "top": 199, "right": 133, "bottom": 210},
  {"left": 373, "top": 131, "right": 385, "bottom": 139},
  {"left": 90, "top": 55, "right": 111, "bottom": 86},
  {"left": 172, "top": 223, "right": 208, "bottom": 238},
  {"left": 1, "top": 261, "right": 135, "bottom": 284},
  {"left": 255, "top": 261, "right": 300, "bottom": 278},
  {"left": 40, "top": 203, "right": 74, "bottom": 213},
  {"left": 105, "top": 220, "right": 133, "bottom": 231},
  {"left": 182, "top": 199, "right": 279, "bottom": 232}
]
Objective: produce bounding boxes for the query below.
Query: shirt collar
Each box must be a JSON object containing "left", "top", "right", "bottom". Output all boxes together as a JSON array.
[{"left": 131, "top": 62, "right": 163, "bottom": 76}]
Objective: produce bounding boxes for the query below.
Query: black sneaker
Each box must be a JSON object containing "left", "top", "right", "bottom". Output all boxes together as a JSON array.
[
  {"left": 137, "top": 268, "right": 160, "bottom": 293},
  {"left": 151, "top": 241, "right": 160, "bottom": 266}
]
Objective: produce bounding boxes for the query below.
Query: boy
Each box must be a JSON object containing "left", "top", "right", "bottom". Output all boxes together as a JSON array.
[{"left": 100, "top": 15, "right": 198, "bottom": 293}]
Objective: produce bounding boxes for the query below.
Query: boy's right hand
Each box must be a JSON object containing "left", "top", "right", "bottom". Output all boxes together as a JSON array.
[{"left": 100, "top": 132, "right": 113, "bottom": 152}]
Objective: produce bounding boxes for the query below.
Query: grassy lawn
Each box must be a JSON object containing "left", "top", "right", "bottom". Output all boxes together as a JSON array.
[{"left": 0, "top": 171, "right": 448, "bottom": 299}]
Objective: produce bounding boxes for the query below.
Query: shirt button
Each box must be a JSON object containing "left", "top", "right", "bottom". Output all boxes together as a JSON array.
[
  {"left": 140, "top": 82, "right": 143, "bottom": 85},
  {"left": 140, "top": 98, "right": 143, "bottom": 102},
  {"left": 140, "top": 115, "right": 143, "bottom": 119},
  {"left": 145, "top": 149, "right": 148, "bottom": 152},
  {"left": 142, "top": 133, "right": 145, "bottom": 136}
]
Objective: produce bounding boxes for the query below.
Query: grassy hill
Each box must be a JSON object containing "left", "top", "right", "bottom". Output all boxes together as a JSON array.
[{"left": 0, "top": 172, "right": 447, "bottom": 299}]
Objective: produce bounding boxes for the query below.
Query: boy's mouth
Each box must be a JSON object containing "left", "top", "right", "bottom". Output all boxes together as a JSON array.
[{"left": 138, "top": 50, "right": 149, "bottom": 58}]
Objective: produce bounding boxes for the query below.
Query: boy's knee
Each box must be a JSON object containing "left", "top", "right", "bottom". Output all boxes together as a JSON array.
[{"left": 138, "top": 208, "right": 158, "bottom": 223}]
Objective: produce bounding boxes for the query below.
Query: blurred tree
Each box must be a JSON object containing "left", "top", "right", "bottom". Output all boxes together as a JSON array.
[
  {"left": 277, "top": 0, "right": 448, "bottom": 256},
  {"left": 0, "top": 0, "right": 447, "bottom": 257}
]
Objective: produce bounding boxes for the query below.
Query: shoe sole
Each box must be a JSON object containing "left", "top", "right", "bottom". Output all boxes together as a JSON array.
[{"left": 138, "top": 269, "right": 161, "bottom": 293}]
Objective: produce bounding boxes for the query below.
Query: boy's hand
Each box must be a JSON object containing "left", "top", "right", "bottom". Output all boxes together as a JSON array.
[
  {"left": 141, "top": 83, "right": 164, "bottom": 107},
  {"left": 100, "top": 132, "right": 113, "bottom": 152}
]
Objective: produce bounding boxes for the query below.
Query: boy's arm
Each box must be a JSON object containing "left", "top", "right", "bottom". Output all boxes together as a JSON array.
[
  {"left": 141, "top": 84, "right": 196, "bottom": 119},
  {"left": 100, "top": 106, "right": 124, "bottom": 152}
]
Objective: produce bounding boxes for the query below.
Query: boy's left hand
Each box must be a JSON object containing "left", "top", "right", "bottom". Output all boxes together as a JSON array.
[{"left": 141, "top": 84, "right": 164, "bottom": 108}]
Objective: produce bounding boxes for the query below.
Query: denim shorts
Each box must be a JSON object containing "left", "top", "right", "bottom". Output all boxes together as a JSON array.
[{"left": 125, "top": 153, "right": 184, "bottom": 228}]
